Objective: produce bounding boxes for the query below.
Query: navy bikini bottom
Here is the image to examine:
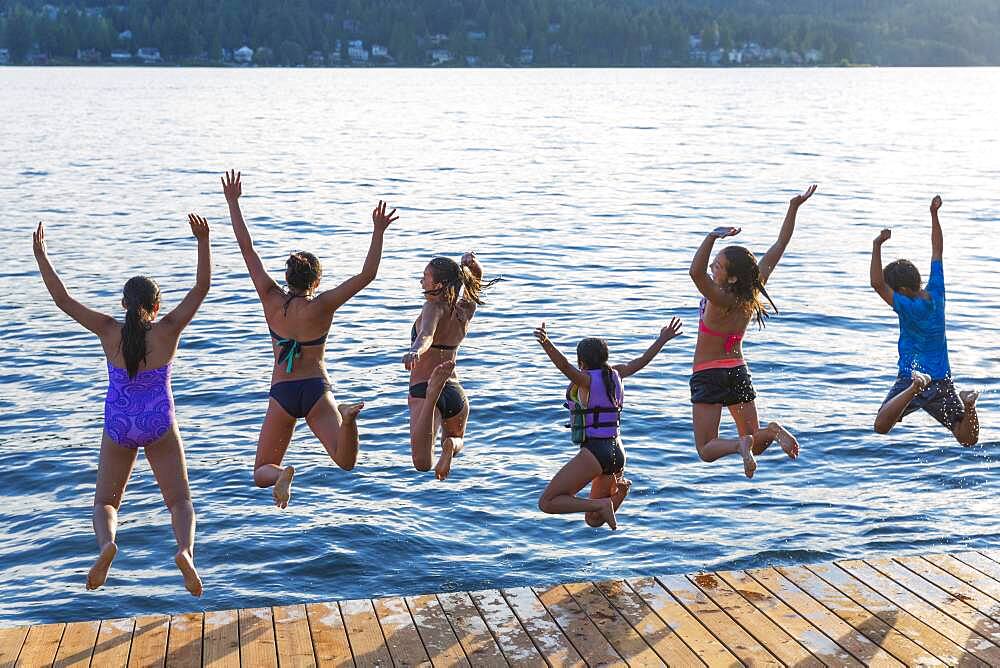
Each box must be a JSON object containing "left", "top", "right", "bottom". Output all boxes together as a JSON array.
[{"left": 270, "top": 377, "right": 331, "bottom": 419}]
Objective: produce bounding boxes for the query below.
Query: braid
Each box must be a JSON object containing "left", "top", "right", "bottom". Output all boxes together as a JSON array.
[{"left": 120, "top": 276, "right": 160, "bottom": 379}]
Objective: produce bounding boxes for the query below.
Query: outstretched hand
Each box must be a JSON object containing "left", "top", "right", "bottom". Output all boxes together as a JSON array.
[
  {"left": 709, "top": 226, "right": 741, "bottom": 240},
  {"left": 930, "top": 195, "right": 943, "bottom": 213},
  {"left": 659, "top": 317, "right": 683, "bottom": 342},
  {"left": 402, "top": 351, "right": 419, "bottom": 370},
  {"left": 874, "top": 228, "right": 891, "bottom": 245},
  {"left": 222, "top": 170, "right": 241, "bottom": 202},
  {"left": 33, "top": 221, "right": 46, "bottom": 256},
  {"left": 188, "top": 213, "right": 210, "bottom": 239},
  {"left": 372, "top": 200, "right": 398, "bottom": 232},
  {"left": 461, "top": 251, "right": 477, "bottom": 266},
  {"left": 790, "top": 184, "right": 818, "bottom": 207},
  {"left": 533, "top": 322, "right": 549, "bottom": 345}
]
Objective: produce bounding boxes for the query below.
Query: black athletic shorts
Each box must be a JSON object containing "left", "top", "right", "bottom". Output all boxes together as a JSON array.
[
  {"left": 882, "top": 374, "right": 965, "bottom": 429},
  {"left": 690, "top": 365, "right": 757, "bottom": 406}
]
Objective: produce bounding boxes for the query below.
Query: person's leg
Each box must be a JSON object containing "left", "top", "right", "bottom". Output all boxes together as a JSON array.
[
  {"left": 253, "top": 398, "right": 297, "bottom": 508},
  {"left": 305, "top": 391, "right": 364, "bottom": 471},
  {"left": 538, "top": 450, "right": 617, "bottom": 529},
  {"left": 145, "top": 427, "right": 202, "bottom": 597},
  {"left": 875, "top": 372, "right": 930, "bottom": 434},
  {"left": 585, "top": 473, "right": 630, "bottom": 527},
  {"left": 88, "top": 432, "right": 138, "bottom": 590},
  {"left": 409, "top": 361, "right": 454, "bottom": 472},
  {"left": 729, "top": 401, "right": 799, "bottom": 459},
  {"left": 693, "top": 402, "right": 756, "bottom": 478},
  {"left": 953, "top": 389, "right": 980, "bottom": 446},
  {"left": 435, "top": 386, "right": 469, "bottom": 481}
]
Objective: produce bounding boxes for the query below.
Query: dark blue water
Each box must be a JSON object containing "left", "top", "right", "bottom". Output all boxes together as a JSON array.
[{"left": 1, "top": 68, "right": 999, "bottom": 626}]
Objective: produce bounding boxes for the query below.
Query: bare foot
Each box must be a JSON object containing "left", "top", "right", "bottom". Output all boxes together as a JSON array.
[
  {"left": 597, "top": 497, "right": 617, "bottom": 530},
  {"left": 911, "top": 371, "right": 932, "bottom": 392},
  {"left": 338, "top": 402, "right": 364, "bottom": 422},
  {"left": 738, "top": 435, "right": 757, "bottom": 479},
  {"left": 769, "top": 422, "right": 799, "bottom": 460},
  {"left": 960, "top": 389, "right": 980, "bottom": 408},
  {"left": 273, "top": 465, "right": 295, "bottom": 509},
  {"left": 435, "top": 437, "right": 463, "bottom": 481},
  {"left": 175, "top": 549, "right": 203, "bottom": 597},
  {"left": 86, "top": 542, "right": 117, "bottom": 590}
]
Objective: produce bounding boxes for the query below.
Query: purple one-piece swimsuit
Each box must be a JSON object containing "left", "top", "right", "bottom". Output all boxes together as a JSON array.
[{"left": 103, "top": 361, "right": 176, "bottom": 448}]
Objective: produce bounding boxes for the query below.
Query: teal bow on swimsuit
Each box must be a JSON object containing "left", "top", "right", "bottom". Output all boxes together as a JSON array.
[{"left": 269, "top": 327, "right": 328, "bottom": 372}]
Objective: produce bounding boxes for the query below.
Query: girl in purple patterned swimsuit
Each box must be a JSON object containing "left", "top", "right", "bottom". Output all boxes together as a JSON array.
[{"left": 32, "top": 215, "right": 211, "bottom": 597}]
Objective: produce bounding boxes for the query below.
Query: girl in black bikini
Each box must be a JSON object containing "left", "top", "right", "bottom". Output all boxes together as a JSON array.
[{"left": 223, "top": 170, "right": 398, "bottom": 507}]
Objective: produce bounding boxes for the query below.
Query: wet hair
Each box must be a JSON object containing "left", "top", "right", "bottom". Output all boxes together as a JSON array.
[
  {"left": 284, "top": 251, "right": 322, "bottom": 313},
  {"left": 120, "top": 276, "right": 160, "bottom": 379},
  {"left": 884, "top": 259, "right": 921, "bottom": 293},
  {"left": 576, "top": 337, "right": 620, "bottom": 409},
  {"left": 721, "top": 246, "right": 777, "bottom": 328},
  {"left": 425, "top": 256, "right": 498, "bottom": 311}
]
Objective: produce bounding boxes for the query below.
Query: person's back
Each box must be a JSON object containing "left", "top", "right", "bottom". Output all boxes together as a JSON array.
[{"left": 893, "top": 259, "right": 950, "bottom": 379}]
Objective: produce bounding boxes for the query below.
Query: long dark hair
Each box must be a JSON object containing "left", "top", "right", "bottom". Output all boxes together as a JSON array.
[
  {"left": 120, "top": 276, "right": 160, "bottom": 379},
  {"left": 721, "top": 245, "right": 777, "bottom": 329},
  {"left": 577, "top": 337, "right": 620, "bottom": 408},
  {"left": 425, "top": 256, "right": 497, "bottom": 312},
  {"left": 284, "top": 251, "right": 322, "bottom": 313}
]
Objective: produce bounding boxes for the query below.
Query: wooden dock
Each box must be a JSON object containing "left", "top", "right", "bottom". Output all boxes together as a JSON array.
[{"left": 4, "top": 550, "right": 1000, "bottom": 667}]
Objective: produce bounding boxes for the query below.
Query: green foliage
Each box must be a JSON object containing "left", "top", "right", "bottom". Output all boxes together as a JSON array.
[{"left": 0, "top": 0, "right": 998, "bottom": 65}]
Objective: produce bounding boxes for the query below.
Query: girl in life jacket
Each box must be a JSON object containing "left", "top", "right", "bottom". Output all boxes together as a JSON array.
[{"left": 533, "top": 318, "right": 682, "bottom": 530}]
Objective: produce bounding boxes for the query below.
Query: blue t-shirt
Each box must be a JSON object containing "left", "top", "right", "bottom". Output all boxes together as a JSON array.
[{"left": 892, "top": 259, "right": 951, "bottom": 379}]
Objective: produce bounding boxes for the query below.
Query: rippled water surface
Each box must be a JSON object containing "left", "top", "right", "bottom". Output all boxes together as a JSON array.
[{"left": 1, "top": 67, "right": 999, "bottom": 626}]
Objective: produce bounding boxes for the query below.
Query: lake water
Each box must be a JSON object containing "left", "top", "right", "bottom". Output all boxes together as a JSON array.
[{"left": 1, "top": 67, "right": 999, "bottom": 626}]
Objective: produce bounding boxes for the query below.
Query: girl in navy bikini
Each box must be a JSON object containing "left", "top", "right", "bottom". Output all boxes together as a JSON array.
[
  {"left": 688, "top": 184, "right": 816, "bottom": 478},
  {"left": 33, "top": 215, "right": 210, "bottom": 596},
  {"left": 222, "top": 170, "right": 398, "bottom": 508}
]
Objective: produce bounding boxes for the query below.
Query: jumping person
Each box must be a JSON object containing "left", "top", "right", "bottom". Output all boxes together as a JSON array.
[
  {"left": 222, "top": 170, "right": 397, "bottom": 507},
  {"left": 688, "top": 185, "right": 817, "bottom": 478},
  {"left": 404, "top": 252, "right": 496, "bottom": 480},
  {"left": 534, "top": 319, "right": 683, "bottom": 529},
  {"left": 870, "top": 195, "right": 979, "bottom": 445},
  {"left": 32, "top": 215, "right": 210, "bottom": 596}
]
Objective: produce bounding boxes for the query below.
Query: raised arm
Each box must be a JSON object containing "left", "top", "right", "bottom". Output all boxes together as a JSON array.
[
  {"left": 612, "top": 318, "right": 682, "bottom": 379},
  {"left": 533, "top": 322, "right": 590, "bottom": 388},
  {"left": 32, "top": 222, "right": 116, "bottom": 336},
  {"left": 689, "top": 227, "right": 740, "bottom": 307},
  {"left": 869, "top": 229, "right": 893, "bottom": 306},
  {"left": 403, "top": 302, "right": 445, "bottom": 370},
  {"left": 930, "top": 195, "right": 943, "bottom": 261},
  {"left": 317, "top": 200, "right": 397, "bottom": 313},
  {"left": 222, "top": 170, "right": 279, "bottom": 302},
  {"left": 161, "top": 214, "right": 212, "bottom": 333},
  {"left": 758, "top": 184, "right": 817, "bottom": 284}
]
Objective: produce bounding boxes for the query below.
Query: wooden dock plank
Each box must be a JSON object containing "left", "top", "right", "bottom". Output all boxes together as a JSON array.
[
  {"left": 91, "top": 617, "right": 135, "bottom": 668},
  {"left": 857, "top": 558, "right": 1000, "bottom": 658},
  {"left": 501, "top": 587, "right": 585, "bottom": 667},
  {"left": 238, "top": 607, "right": 277, "bottom": 668},
  {"left": 203, "top": 609, "right": 240, "bottom": 668},
  {"left": 596, "top": 580, "right": 705, "bottom": 666},
  {"left": 15, "top": 623, "right": 65, "bottom": 668},
  {"left": 748, "top": 567, "right": 904, "bottom": 667},
  {"left": 954, "top": 551, "right": 1000, "bottom": 583},
  {"left": 340, "top": 599, "right": 392, "bottom": 668},
  {"left": 897, "top": 556, "right": 1000, "bottom": 623},
  {"left": 468, "top": 590, "right": 546, "bottom": 668},
  {"left": 128, "top": 614, "right": 169, "bottom": 668},
  {"left": 165, "top": 612, "right": 202, "bottom": 668},
  {"left": 533, "top": 583, "right": 622, "bottom": 666},
  {"left": 657, "top": 573, "right": 780, "bottom": 667},
  {"left": 627, "top": 576, "right": 737, "bottom": 666},
  {"left": 805, "top": 562, "right": 972, "bottom": 666},
  {"left": 372, "top": 596, "right": 431, "bottom": 667},
  {"left": 692, "top": 572, "right": 821, "bottom": 668},
  {"left": 562, "top": 581, "right": 663, "bottom": 667},
  {"left": 52, "top": 620, "right": 100, "bottom": 668},
  {"left": 924, "top": 554, "right": 1000, "bottom": 604},
  {"left": 406, "top": 594, "right": 469, "bottom": 667},
  {"left": 717, "top": 569, "right": 861, "bottom": 667},
  {"left": 0, "top": 626, "right": 28, "bottom": 668},
  {"left": 436, "top": 592, "right": 506, "bottom": 667},
  {"left": 273, "top": 604, "right": 317, "bottom": 668},
  {"left": 304, "top": 603, "right": 353, "bottom": 668}
]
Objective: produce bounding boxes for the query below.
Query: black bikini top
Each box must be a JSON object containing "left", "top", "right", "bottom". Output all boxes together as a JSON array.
[
  {"left": 411, "top": 322, "right": 458, "bottom": 351},
  {"left": 270, "top": 327, "right": 328, "bottom": 372}
]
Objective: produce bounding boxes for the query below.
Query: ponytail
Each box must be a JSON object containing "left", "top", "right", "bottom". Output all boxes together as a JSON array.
[
  {"left": 721, "top": 245, "right": 778, "bottom": 329},
  {"left": 600, "top": 363, "right": 621, "bottom": 409},
  {"left": 427, "top": 256, "right": 500, "bottom": 312},
  {"left": 120, "top": 276, "right": 160, "bottom": 379}
]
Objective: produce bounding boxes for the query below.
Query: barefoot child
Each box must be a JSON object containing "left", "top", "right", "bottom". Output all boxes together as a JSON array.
[
  {"left": 223, "top": 170, "right": 397, "bottom": 507},
  {"left": 534, "top": 319, "right": 682, "bottom": 529},
  {"left": 869, "top": 196, "right": 979, "bottom": 444},
  {"left": 33, "top": 216, "right": 210, "bottom": 596},
  {"left": 688, "top": 185, "right": 816, "bottom": 478}
]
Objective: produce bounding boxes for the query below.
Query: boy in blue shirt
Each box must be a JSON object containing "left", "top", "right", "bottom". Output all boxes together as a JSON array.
[{"left": 869, "top": 196, "right": 979, "bottom": 445}]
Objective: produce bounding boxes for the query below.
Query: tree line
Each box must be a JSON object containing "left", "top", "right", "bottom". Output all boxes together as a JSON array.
[{"left": 1, "top": 0, "right": 998, "bottom": 66}]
